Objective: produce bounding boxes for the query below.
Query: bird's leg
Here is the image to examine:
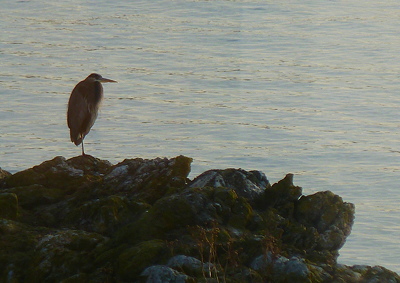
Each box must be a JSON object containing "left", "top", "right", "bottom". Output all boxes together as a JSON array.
[{"left": 81, "top": 140, "right": 85, "bottom": 156}]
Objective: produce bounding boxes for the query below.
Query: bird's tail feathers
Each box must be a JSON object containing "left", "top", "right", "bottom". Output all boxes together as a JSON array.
[{"left": 70, "top": 132, "right": 83, "bottom": 146}]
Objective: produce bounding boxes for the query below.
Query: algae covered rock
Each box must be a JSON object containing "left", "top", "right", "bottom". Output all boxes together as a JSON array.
[
  {"left": 295, "top": 190, "right": 355, "bottom": 251},
  {"left": 66, "top": 195, "right": 150, "bottom": 236},
  {"left": 7, "top": 184, "right": 64, "bottom": 209},
  {"left": 104, "top": 155, "right": 192, "bottom": 203},
  {"left": 0, "top": 156, "right": 398, "bottom": 282},
  {"left": 0, "top": 193, "right": 18, "bottom": 220},
  {"left": 1, "top": 156, "right": 111, "bottom": 190},
  {"left": 258, "top": 173, "right": 302, "bottom": 210},
  {"left": 167, "top": 255, "right": 214, "bottom": 277},
  {"left": 118, "top": 240, "right": 168, "bottom": 281},
  {"left": 141, "top": 265, "right": 192, "bottom": 283},
  {"left": 251, "top": 252, "right": 310, "bottom": 283},
  {"left": 190, "top": 168, "right": 270, "bottom": 203},
  {"left": 0, "top": 168, "right": 11, "bottom": 181},
  {"left": 26, "top": 230, "right": 107, "bottom": 283}
]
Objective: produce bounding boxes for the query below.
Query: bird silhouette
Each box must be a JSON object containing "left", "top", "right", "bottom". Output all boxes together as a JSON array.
[{"left": 67, "top": 73, "right": 117, "bottom": 155}]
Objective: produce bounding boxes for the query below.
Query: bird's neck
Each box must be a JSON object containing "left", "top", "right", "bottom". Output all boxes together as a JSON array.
[{"left": 93, "top": 82, "right": 103, "bottom": 104}]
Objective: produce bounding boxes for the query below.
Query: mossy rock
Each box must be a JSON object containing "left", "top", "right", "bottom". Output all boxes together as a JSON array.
[
  {"left": 122, "top": 194, "right": 196, "bottom": 243},
  {"left": 0, "top": 220, "right": 44, "bottom": 281},
  {"left": 7, "top": 184, "right": 65, "bottom": 209},
  {"left": 0, "top": 193, "right": 18, "bottom": 220},
  {"left": 59, "top": 273, "right": 89, "bottom": 283},
  {"left": 257, "top": 174, "right": 302, "bottom": 212},
  {"left": 281, "top": 219, "right": 319, "bottom": 251},
  {"left": 25, "top": 230, "right": 106, "bottom": 283},
  {"left": 189, "top": 168, "right": 269, "bottom": 204},
  {"left": 140, "top": 265, "right": 195, "bottom": 283},
  {"left": 117, "top": 240, "right": 168, "bottom": 281},
  {"left": 104, "top": 155, "right": 193, "bottom": 204},
  {"left": 228, "top": 196, "right": 253, "bottom": 229},
  {"left": 2, "top": 168, "right": 41, "bottom": 189},
  {"left": 295, "top": 191, "right": 355, "bottom": 252},
  {"left": 250, "top": 208, "right": 284, "bottom": 235},
  {"left": 2, "top": 156, "right": 107, "bottom": 191},
  {"left": 66, "top": 155, "right": 112, "bottom": 175},
  {"left": 213, "top": 187, "right": 238, "bottom": 206},
  {"left": 205, "top": 187, "right": 254, "bottom": 229},
  {"left": 0, "top": 168, "right": 11, "bottom": 181},
  {"left": 212, "top": 187, "right": 238, "bottom": 222},
  {"left": 1, "top": 156, "right": 398, "bottom": 282},
  {"left": 0, "top": 219, "right": 40, "bottom": 249},
  {"left": 295, "top": 191, "right": 354, "bottom": 234},
  {"left": 66, "top": 195, "right": 150, "bottom": 235}
]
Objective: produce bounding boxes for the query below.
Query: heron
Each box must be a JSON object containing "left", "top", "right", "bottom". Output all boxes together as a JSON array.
[{"left": 67, "top": 73, "right": 117, "bottom": 156}]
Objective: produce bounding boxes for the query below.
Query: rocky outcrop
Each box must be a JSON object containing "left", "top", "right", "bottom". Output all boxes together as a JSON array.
[{"left": 0, "top": 156, "right": 398, "bottom": 282}]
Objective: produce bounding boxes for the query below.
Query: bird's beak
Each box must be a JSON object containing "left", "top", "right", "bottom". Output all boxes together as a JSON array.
[{"left": 100, "top": 77, "right": 117, "bottom": 83}]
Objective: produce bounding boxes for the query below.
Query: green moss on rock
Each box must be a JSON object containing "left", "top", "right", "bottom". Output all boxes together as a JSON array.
[
  {"left": 0, "top": 168, "right": 11, "bottom": 181},
  {"left": 7, "top": 184, "right": 64, "bottom": 209},
  {"left": 25, "top": 230, "right": 106, "bottom": 283},
  {"left": 123, "top": 194, "right": 196, "bottom": 243},
  {"left": 117, "top": 240, "right": 167, "bottom": 281},
  {"left": 66, "top": 196, "right": 150, "bottom": 235},
  {"left": 2, "top": 156, "right": 108, "bottom": 191},
  {"left": 228, "top": 197, "right": 253, "bottom": 229},
  {"left": 0, "top": 220, "right": 44, "bottom": 282},
  {"left": 0, "top": 193, "right": 18, "bottom": 220},
  {"left": 0, "top": 156, "right": 397, "bottom": 282},
  {"left": 59, "top": 273, "right": 89, "bottom": 283}
]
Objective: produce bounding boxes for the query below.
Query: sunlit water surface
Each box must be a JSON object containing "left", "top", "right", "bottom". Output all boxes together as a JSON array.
[{"left": 1, "top": 0, "right": 400, "bottom": 273}]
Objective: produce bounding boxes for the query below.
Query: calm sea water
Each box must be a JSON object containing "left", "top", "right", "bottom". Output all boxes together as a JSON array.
[{"left": 1, "top": 0, "right": 400, "bottom": 273}]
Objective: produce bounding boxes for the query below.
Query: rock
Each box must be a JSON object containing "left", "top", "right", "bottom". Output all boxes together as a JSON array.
[
  {"left": 167, "top": 255, "right": 214, "bottom": 277},
  {"left": 0, "top": 168, "right": 11, "bottom": 181},
  {"left": 1, "top": 156, "right": 111, "bottom": 190},
  {"left": 295, "top": 191, "right": 355, "bottom": 251},
  {"left": 0, "top": 193, "right": 18, "bottom": 220},
  {"left": 0, "top": 156, "right": 398, "bottom": 282},
  {"left": 6, "top": 184, "right": 64, "bottom": 209},
  {"left": 117, "top": 192, "right": 198, "bottom": 244},
  {"left": 25, "top": 229, "right": 107, "bottom": 282},
  {"left": 117, "top": 240, "right": 168, "bottom": 281},
  {"left": 140, "top": 265, "right": 192, "bottom": 283},
  {"left": 251, "top": 252, "right": 310, "bottom": 282},
  {"left": 104, "top": 155, "right": 192, "bottom": 203},
  {"left": 66, "top": 195, "right": 150, "bottom": 236},
  {"left": 189, "top": 168, "right": 270, "bottom": 203},
  {"left": 257, "top": 173, "right": 302, "bottom": 211},
  {"left": 333, "top": 264, "right": 400, "bottom": 283}
]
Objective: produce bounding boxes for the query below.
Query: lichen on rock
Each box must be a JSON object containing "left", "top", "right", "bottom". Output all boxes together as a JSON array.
[{"left": 0, "top": 155, "right": 398, "bottom": 282}]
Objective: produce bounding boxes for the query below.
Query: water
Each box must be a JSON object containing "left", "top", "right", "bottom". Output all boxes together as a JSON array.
[{"left": 1, "top": 0, "right": 400, "bottom": 273}]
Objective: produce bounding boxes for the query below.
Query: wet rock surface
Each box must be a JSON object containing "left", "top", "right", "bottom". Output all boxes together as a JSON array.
[{"left": 0, "top": 156, "right": 398, "bottom": 282}]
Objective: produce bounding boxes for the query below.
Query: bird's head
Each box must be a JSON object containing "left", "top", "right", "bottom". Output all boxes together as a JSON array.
[{"left": 86, "top": 73, "right": 117, "bottom": 83}]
